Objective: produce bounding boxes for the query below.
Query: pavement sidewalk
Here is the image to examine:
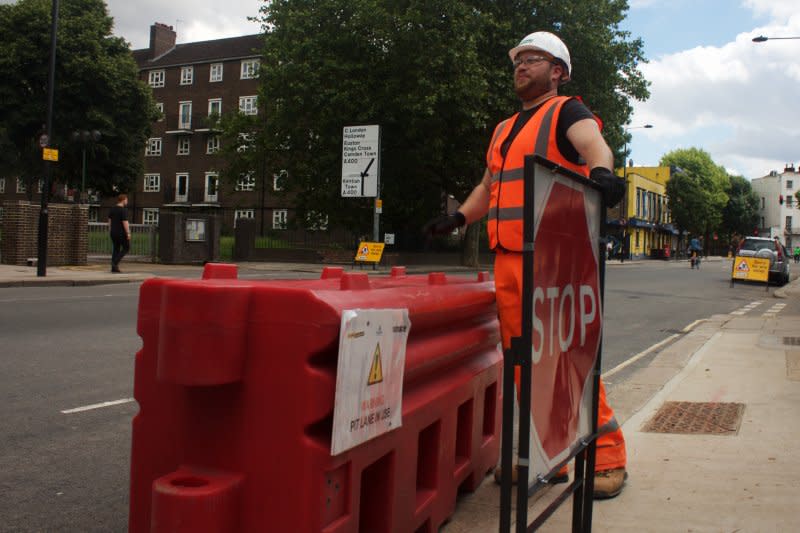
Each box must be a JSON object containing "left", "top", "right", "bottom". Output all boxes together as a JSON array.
[{"left": 443, "top": 276, "right": 800, "bottom": 532}]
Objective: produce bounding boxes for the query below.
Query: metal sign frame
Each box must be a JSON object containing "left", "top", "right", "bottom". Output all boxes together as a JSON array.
[{"left": 499, "top": 155, "right": 607, "bottom": 533}]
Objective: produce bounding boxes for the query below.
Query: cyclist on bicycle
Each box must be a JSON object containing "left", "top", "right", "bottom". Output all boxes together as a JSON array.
[{"left": 689, "top": 237, "right": 702, "bottom": 269}]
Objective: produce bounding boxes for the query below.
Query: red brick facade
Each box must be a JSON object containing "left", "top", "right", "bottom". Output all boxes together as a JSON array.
[{"left": 1, "top": 201, "right": 88, "bottom": 266}]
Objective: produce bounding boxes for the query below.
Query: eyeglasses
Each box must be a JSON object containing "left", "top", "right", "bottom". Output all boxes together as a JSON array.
[{"left": 513, "top": 55, "right": 554, "bottom": 69}]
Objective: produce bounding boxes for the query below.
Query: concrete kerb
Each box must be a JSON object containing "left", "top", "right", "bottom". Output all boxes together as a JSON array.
[{"left": 773, "top": 274, "right": 800, "bottom": 299}]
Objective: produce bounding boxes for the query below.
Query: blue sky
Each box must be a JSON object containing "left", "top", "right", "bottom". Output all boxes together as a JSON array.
[
  {"left": 102, "top": 0, "right": 799, "bottom": 180},
  {"left": 617, "top": 0, "right": 800, "bottom": 178}
]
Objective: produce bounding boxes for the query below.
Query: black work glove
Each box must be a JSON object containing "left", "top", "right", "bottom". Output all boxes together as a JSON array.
[
  {"left": 423, "top": 212, "right": 466, "bottom": 236},
  {"left": 590, "top": 167, "right": 626, "bottom": 208}
]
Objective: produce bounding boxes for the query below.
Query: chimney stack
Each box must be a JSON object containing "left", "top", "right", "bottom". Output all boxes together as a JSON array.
[{"left": 149, "top": 22, "right": 176, "bottom": 59}]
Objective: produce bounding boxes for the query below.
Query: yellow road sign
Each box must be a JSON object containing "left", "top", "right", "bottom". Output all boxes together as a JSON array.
[
  {"left": 732, "top": 256, "right": 770, "bottom": 282},
  {"left": 355, "top": 241, "right": 385, "bottom": 263},
  {"left": 42, "top": 148, "right": 59, "bottom": 161}
]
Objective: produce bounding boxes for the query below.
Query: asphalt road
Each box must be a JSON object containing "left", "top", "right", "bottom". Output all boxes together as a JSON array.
[{"left": 0, "top": 259, "right": 795, "bottom": 532}]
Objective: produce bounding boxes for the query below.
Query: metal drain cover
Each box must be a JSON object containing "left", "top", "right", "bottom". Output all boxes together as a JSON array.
[
  {"left": 783, "top": 337, "right": 800, "bottom": 346},
  {"left": 642, "top": 401, "right": 745, "bottom": 435}
]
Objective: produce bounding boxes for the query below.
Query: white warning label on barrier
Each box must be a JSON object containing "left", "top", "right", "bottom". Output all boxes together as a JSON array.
[{"left": 331, "top": 309, "right": 410, "bottom": 455}]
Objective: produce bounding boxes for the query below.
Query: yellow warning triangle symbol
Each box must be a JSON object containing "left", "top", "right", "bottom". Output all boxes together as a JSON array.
[
  {"left": 736, "top": 260, "right": 749, "bottom": 272},
  {"left": 367, "top": 343, "right": 384, "bottom": 385}
]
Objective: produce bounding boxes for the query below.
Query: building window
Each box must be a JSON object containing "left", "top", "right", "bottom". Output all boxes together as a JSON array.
[
  {"left": 178, "top": 101, "right": 192, "bottom": 129},
  {"left": 144, "top": 173, "right": 160, "bottom": 192},
  {"left": 761, "top": 197, "right": 765, "bottom": 209},
  {"left": 145, "top": 138, "right": 162, "bottom": 156},
  {"left": 204, "top": 172, "right": 219, "bottom": 203},
  {"left": 273, "top": 170, "right": 287, "bottom": 191},
  {"left": 206, "top": 136, "right": 220, "bottom": 154},
  {"left": 236, "top": 173, "right": 256, "bottom": 191},
  {"left": 0, "top": 177, "right": 4, "bottom": 194},
  {"left": 241, "top": 59, "right": 260, "bottom": 79},
  {"left": 787, "top": 216, "right": 793, "bottom": 232},
  {"left": 155, "top": 102, "right": 164, "bottom": 121},
  {"left": 234, "top": 209, "right": 254, "bottom": 227},
  {"left": 787, "top": 195, "right": 794, "bottom": 208},
  {"left": 761, "top": 216, "right": 765, "bottom": 228},
  {"left": 177, "top": 137, "right": 191, "bottom": 156},
  {"left": 175, "top": 173, "right": 189, "bottom": 202},
  {"left": 16, "top": 178, "right": 26, "bottom": 194},
  {"left": 210, "top": 63, "right": 223, "bottom": 82},
  {"left": 148, "top": 70, "right": 165, "bottom": 88},
  {"left": 273, "top": 209, "right": 287, "bottom": 229},
  {"left": 208, "top": 98, "right": 222, "bottom": 116},
  {"left": 239, "top": 96, "right": 258, "bottom": 115},
  {"left": 180, "top": 66, "right": 194, "bottom": 85},
  {"left": 143, "top": 208, "right": 159, "bottom": 225},
  {"left": 787, "top": 180, "right": 794, "bottom": 189}
]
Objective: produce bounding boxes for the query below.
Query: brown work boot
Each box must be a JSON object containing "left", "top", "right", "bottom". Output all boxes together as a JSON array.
[{"left": 593, "top": 467, "right": 627, "bottom": 499}]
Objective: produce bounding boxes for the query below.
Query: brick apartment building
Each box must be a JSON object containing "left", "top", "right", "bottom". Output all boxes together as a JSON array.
[{"left": 130, "top": 22, "right": 287, "bottom": 233}]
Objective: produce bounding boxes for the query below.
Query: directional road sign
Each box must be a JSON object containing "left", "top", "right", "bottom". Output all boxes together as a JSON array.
[{"left": 341, "top": 125, "right": 380, "bottom": 197}]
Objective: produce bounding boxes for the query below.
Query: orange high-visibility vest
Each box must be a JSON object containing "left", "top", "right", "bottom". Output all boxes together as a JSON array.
[{"left": 486, "top": 96, "right": 589, "bottom": 251}]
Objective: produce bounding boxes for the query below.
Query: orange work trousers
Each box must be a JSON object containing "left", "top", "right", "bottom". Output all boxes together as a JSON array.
[{"left": 494, "top": 252, "right": 626, "bottom": 471}]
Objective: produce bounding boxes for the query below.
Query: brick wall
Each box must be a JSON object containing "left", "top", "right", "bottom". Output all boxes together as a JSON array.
[{"left": 1, "top": 201, "right": 88, "bottom": 266}]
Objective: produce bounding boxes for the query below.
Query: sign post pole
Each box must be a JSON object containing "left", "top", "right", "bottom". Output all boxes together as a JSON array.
[{"left": 373, "top": 127, "right": 382, "bottom": 243}]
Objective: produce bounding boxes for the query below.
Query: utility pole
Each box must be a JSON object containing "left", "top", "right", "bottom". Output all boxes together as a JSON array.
[{"left": 37, "top": 0, "right": 59, "bottom": 277}]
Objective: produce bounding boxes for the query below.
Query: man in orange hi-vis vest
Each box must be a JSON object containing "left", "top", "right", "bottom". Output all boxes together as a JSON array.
[{"left": 425, "top": 31, "right": 627, "bottom": 499}]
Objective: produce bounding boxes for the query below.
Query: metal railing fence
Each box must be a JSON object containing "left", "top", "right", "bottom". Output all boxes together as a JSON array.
[{"left": 88, "top": 222, "right": 157, "bottom": 261}]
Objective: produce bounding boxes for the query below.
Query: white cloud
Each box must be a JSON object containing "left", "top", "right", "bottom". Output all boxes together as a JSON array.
[
  {"left": 631, "top": 13, "right": 800, "bottom": 178},
  {"left": 742, "top": 0, "right": 799, "bottom": 21}
]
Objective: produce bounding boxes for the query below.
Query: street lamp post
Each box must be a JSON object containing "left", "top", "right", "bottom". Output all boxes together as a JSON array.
[
  {"left": 71, "top": 129, "right": 101, "bottom": 200},
  {"left": 620, "top": 124, "right": 653, "bottom": 261},
  {"left": 752, "top": 35, "right": 800, "bottom": 42}
]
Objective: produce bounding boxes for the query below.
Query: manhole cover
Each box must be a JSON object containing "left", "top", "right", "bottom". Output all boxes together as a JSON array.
[
  {"left": 783, "top": 337, "right": 800, "bottom": 346},
  {"left": 642, "top": 401, "right": 745, "bottom": 435}
]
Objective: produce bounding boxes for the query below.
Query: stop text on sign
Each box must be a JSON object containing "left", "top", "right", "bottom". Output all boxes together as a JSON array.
[{"left": 531, "top": 283, "right": 598, "bottom": 364}]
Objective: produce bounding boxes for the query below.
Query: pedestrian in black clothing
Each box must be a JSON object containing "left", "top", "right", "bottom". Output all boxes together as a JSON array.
[{"left": 108, "top": 193, "right": 130, "bottom": 273}]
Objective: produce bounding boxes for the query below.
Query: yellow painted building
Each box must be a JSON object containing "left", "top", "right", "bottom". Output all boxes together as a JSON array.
[{"left": 611, "top": 166, "right": 677, "bottom": 259}]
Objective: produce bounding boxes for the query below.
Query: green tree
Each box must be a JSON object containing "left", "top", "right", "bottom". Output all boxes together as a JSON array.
[
  {"left": 721, "top": 175, "right": 759, "bottom": 239},
  {"left": 0, "top": 0, "right": 155, "bottom": 195},
  {"left": 221, "top": 0, "right": 648, "bottom": 261},
  {"left": 661, "top": 148, "right": 729, "bottom": 249}
]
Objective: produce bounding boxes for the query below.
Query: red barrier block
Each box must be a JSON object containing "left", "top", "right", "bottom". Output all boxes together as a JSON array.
[
  {"left": 151, "top": 466, "right": 243, "bottom": 533},
  {"left": 130, "top": 273, "right": 501, "bottom": 533},
  {"left": 201, "top": 263, "right": 238, "bottom": 280}
]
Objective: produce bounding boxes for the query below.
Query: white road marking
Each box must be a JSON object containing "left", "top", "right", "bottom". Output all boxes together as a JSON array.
[
  {"left": 602, "top": 333, "right": 681, "bottom": 379},
  {"left": 61, "top": 398, "right": 135, "bottom": 414},
  {"left": 730, "top": 300, "right": 764, "bottom": 316},
  {"left": 762, "top": 302, "right": 787, "bottom": 317},
  {"left": 602, "top": 316, "right": 708, "bottom": 379}
]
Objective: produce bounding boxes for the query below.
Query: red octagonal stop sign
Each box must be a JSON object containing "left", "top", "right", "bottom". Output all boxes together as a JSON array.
[{"left": 529, "top": 179, "right": 602, "bottom": 463}]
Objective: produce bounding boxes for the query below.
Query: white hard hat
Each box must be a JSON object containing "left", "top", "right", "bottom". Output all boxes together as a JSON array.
[{"left": 509, "top": 31, "right": 571, "bottom": 83}]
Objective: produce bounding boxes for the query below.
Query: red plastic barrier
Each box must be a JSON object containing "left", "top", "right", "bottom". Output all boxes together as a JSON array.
[{"left": 130, "top": 266, "right": 501, "bottom": 533}]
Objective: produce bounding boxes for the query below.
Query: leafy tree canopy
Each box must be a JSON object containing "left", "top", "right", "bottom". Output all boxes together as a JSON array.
[
  {"left": 721, "top": 174, "right": 759, "bottom": 238},
  {"left": 219, "top": 0, "right": 648, "bottom": 246},
  {"left": 661, "top": 147, "right": 729, "bottom": 236},
  {"left": 0, "top": 0, "right": 155, "bottom": 195}
]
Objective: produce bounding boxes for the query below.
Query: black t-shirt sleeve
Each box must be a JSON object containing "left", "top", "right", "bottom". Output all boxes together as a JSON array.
[{"left": 555, "top": 98, "right": 597, "bottom": 165}]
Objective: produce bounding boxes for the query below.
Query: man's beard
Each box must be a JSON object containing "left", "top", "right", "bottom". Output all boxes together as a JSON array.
[{"left": 514, "top": 72, "right": 552, "bottom": 101}]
